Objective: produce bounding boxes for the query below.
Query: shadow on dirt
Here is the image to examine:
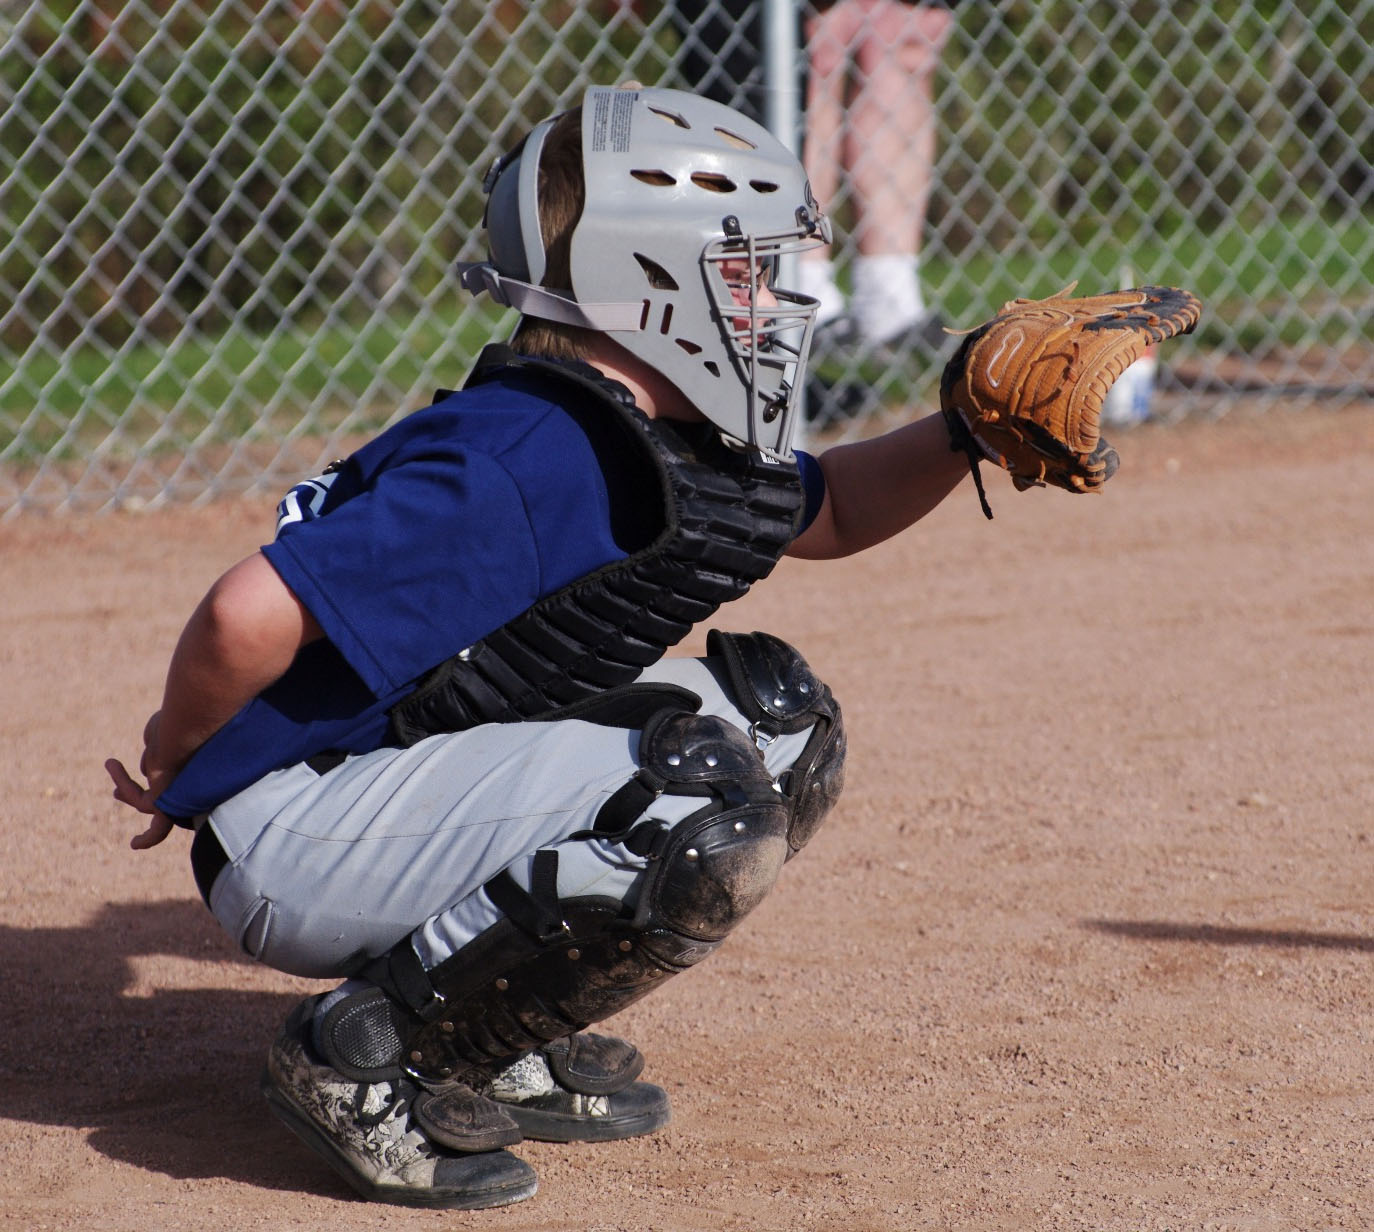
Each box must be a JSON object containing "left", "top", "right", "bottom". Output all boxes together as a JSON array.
[
  {"left": 1084, "top": 918, "right": 1374, "bottom": 952},
  {"left": 0, "top": 897, "right": 347, "bottom": 1198}
]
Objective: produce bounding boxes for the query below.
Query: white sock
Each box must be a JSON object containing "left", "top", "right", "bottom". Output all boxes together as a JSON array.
[
  {"left": 796, "top": 257, "right": 847, "bottom": 325},
  {"left": 852, "top": 254, "right": 925, "bottom": 344}
]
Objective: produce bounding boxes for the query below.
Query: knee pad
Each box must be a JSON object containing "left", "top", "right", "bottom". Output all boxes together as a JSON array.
[
  {"left": 635, "top": 708, "right": 790, "bottom": 938},
  {"left": 370, "top": 706, "right": 789, "bottom": 1080},
  {"left": 706, "top": 629, "right": 847, "bottom": 856}
]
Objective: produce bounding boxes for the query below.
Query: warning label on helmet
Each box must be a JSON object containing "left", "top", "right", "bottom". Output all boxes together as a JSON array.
[{"left": 589, "top": 89, "right": 636, "bottom": 154}]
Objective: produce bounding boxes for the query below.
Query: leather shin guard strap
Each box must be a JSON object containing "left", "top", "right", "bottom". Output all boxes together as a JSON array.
[
  {"left": 377, "top": 937, "right": 449, "bottom": 1024},
  {"left": 484, "top": 849, "right": 567, "bottom": 943}
]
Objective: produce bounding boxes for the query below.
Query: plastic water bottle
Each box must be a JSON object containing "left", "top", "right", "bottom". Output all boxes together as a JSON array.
[
  {"left": 1101, "top": 262, "right": 1157, "bottom": 426},
  {"left": 1102, "top": 343, "right": 1158, "bottom": 426}
]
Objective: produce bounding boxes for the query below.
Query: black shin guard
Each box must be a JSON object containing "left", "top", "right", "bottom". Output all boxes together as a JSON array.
[{"left": 371, "top": 707, "right": 791, "bottom": 1083}]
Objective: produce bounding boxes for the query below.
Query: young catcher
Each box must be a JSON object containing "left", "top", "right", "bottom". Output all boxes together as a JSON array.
[{"left": 107, "top": 85, "right": 1199, "bottom": 1210}]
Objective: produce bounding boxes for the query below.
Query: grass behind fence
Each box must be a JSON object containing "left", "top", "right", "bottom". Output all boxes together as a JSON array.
[{"left": 2, "top": 212, "right": 1371, "bottom": 467}]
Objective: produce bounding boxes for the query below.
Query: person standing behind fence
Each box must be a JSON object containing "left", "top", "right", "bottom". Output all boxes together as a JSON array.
[
  {"left": 799, "top": 0, "right": 958, "bottom": 355},
  {"left": 667, "top": 0, "right": 766, "bottom": 123}
]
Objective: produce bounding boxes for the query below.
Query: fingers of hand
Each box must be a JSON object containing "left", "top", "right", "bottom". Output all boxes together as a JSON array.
[
  {"left": 130, "top": 812, "right": 176, "bottom": 851},
  {"left": 106, "top": 759, "right": 178, "bottom": 849},
  {"left": 106, "top": 758, "right": 153, "bottom": 812}
]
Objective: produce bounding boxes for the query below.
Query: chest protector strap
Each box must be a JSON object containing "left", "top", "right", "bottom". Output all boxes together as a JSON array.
[{"left": 387, "top": 353, "right": 805, "bottom": 745}]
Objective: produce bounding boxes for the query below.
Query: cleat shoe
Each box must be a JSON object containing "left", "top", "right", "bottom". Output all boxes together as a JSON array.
[
  {"left": 262, "top": 998, "right": 536, "bottom": 1210},
  {"left": 812, "top": 309, "right": 946, "bottom": 366},
  {"left": 803, "top": 371, "right": 870, "bottom": 428},
  {"left": 809, "top": 313, "right": 860, "bottom": 364},
  {"left": 488, "top": 1032, "right": 671, "bottom": 1143},
  {"left": 873, "top": 308, "right": 948, "bottom": 359}
]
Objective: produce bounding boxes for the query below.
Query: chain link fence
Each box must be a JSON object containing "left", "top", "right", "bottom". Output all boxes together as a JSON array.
[{"left": 1, "top": 0, "right": 1370, "bottom": 513}]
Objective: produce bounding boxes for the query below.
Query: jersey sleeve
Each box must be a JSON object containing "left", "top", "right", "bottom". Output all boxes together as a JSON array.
[
  {"left": 794, "top": 449, "right": 827, "bottom": 533},
  {"left": 262, "top": 446, "right": 542, "bottom": 697},
  {"left": 155, "top": 641, "right": 397, "bottom": 821}
]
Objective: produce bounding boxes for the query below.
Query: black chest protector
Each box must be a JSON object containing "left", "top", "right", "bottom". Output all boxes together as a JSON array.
[{"left": 387, "top": 350, "right": 806, "bottom": 746}]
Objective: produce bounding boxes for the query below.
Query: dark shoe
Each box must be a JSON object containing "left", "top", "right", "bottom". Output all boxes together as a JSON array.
[
  {"left": 262, "top": 998, "right": 536, "bottom": 1210},
  {"left": 809, "top": 313, "right": 860, "bottom": 364},
  {"left": 805, "top": 316, "right": 870, "bottom": 427},
  {"left": 488, "top": 1033, "right": 671, "bottom": 1143},
  {"left": 803, "top": 370, "right": 871, "bottom": 427},
  {"left": 874, "top": 308, "right": 948, "bottom": 357}
]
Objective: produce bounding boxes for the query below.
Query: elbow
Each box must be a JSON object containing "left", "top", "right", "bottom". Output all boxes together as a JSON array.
[
  {"left": 199, "top": 555, "right": 315, "bottom": 672},
  {"left": 198, "top": 575, "right": 276, "bottom": 671}
]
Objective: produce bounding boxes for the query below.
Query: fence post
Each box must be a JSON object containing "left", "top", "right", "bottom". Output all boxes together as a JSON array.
[{"left": 760, "top": 0, "right": 807, "bottom": 447}]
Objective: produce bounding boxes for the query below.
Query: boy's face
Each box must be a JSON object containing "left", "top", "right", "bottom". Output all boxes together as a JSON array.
[{"left": 718, "top": 255, "right": 780, "bottom": 346}]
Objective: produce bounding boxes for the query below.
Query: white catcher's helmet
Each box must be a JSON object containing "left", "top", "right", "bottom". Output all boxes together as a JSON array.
[{"left": 460, "top": 85, "right": 831, "bottom": 460}]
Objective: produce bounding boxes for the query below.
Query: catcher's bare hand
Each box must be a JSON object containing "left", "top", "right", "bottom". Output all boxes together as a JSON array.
[
  {"left": 106, "top": 710, "right": 179, "bottom": 850},
  {"left": 106, "top": 758, "right": 177, "bottom": 849}
]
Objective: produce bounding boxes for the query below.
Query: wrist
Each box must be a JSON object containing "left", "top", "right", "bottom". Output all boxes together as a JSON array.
[
  {"left": 939, "top": 404, "right": 997, "bottom": 521},
  {"left": 942, "top": 404, "right": 1002, "bottom": 466}
]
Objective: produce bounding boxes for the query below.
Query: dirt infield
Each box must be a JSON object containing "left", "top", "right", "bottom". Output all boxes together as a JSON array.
[{"left": 3, "top": 405, "right": 1372, "bottom": 1231}]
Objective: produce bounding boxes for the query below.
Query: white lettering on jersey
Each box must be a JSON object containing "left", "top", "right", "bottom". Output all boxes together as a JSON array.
[{"left": 275, "top": 470, "right": 340, "bottom": 535}]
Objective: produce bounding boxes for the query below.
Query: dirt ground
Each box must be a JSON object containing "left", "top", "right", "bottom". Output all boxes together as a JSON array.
[{"left": 2, "top": 404, "right": 1373, "bottom": 1232}]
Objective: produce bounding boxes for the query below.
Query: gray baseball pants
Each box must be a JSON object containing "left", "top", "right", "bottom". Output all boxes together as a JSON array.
[{"left": 198, "top": 655, "right": 817, "bottom": 980}]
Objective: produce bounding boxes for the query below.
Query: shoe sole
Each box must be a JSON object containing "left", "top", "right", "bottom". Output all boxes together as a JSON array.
[
  {"left": 261, "top": 1070, "right": 537, "bottom": 1210},
  {"left": 499, "top": 1087, "right": 672, "bottom": 1144}
]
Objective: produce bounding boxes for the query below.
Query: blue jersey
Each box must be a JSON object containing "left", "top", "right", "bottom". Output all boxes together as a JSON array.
[{"left": 158, "top": 360, "right": 826, "bottom": 820}]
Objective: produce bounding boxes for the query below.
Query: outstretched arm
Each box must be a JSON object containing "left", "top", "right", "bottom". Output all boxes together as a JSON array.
[
  {"left": 106, "top": 550, "right": 322, "bottom": 849},
  {"left": 788, "top": 411, "right": 967, "bottom": 560}
]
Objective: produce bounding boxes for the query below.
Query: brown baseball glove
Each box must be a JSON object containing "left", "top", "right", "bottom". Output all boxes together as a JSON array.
[{"left": 940, "top": 284, "right": 1202, "bottom": 517}]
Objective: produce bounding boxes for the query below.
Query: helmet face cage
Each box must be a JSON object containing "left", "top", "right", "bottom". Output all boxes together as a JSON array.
[
  {"left": 571, "top": 87, "right": 830, "bottom": 460},
  {"left": 473, "top": 86, "right": 830, "bottom": 460},
  {"left": 701, "top": 227, "right": 826, "bottom": 455}
]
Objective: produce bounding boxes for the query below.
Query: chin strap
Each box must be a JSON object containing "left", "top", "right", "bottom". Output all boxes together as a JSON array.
[{"left": 459, "top": 262, "right": 647, "bottom": 332}]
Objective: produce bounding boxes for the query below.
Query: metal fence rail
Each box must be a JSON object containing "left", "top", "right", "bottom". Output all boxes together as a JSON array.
[{"left": 1, "top": 0, "right": 1370, "bottom": 513}]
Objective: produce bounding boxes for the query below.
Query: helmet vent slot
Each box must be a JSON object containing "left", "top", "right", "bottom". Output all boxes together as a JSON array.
[
  {"left": 649, "top": 105, "right": 690, "bottom": 128},
  {"left": 703, "top": 361, "right": 720, "bottom": 378},
  {"left": 677, "top": 339, "right": 703, "bottom": 355},
  {"left": 634, "top": 253, "right": 679, "bottom": 290},
  {"left": 749, "top": 180, "right": 779, "bottom": 193},
  {"left": 631, "top": 169, "right": 677, "bottom": 187},
  {"left": 659, "top": 304, "right": 674, "bottom": 334},
  {"left": 714, "top": 128, "right": 756, "bottom": 150},
  {"left": 691, "top": 172, "right": 737, "bottom": 194}
]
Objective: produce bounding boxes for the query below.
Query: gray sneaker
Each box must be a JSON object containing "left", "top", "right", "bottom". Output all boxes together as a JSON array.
[
  {"left": 262, "top": 1000, "right": 536, "bottom": 1209},
  {"left": 489, "top": 1033, "right": 671, "bottom": 1143}
]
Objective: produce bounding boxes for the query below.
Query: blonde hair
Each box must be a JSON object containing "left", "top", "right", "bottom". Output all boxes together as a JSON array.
[{"left": 508, "top": 108, "right": 600, "bottom": 362}]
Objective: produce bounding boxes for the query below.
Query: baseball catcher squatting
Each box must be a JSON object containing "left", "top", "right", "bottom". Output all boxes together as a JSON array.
[{"left": 106, "top": 85, "right": 1201, "bottom": 1209}]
